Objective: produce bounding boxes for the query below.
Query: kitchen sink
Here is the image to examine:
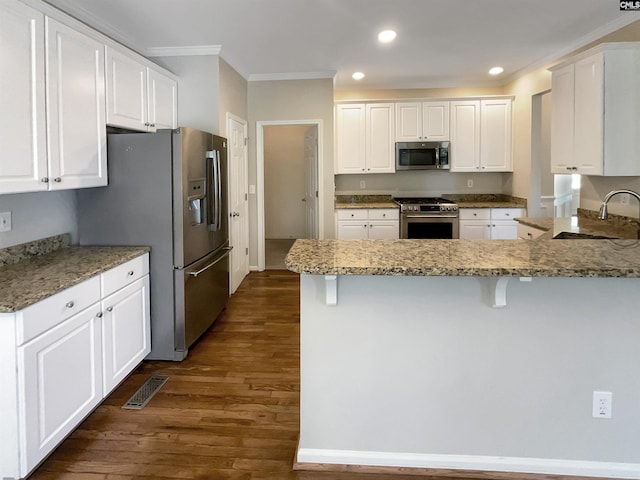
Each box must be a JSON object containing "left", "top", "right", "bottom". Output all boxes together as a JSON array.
[{"left": 552, "top": 231, "right": 613, "bottom": 239}]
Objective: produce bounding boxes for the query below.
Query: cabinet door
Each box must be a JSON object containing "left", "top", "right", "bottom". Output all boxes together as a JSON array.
[
  {"left": 0, "top": 0, "right": 47, "bottom": 194},
  {"left": 46, "top": 18, "right": 107, "bottom": 190},
  {"left": 102, "top": 276, "right": 150, "bottom": 394},
  {"left": 480, "top": 99, "right": 512, "bottom": 172},
  {"left": 337, "top": 221, "right": 368, "bottom": 239},
  {"left": 491, "top": 222, "right": 519, "bottom": 240},
  {"left": 105, "top": 47, "right": 148, "bottom": 131},
  {"left": 573, "top": 53, "right": 603, "bottom": 176},
  {"left": 395, "top": 102, "right": 421, "bottom": 141},
  {"left": 148, "top": 68, "right": 177, "bottom": 130},
  {"left": 550, "top": 63, "right": 575, "bottom": 174},
  {"left": 422, "top": 101, "right": 449, "bottom": 141},
  {"left": 368, "top": 221, "right": 399, "bottom": 239},
  {"left": 366, "top": 103, "right": 395, "bottom": 173},
  {"left": 336, "top": 104, "right": 366, "bottom": 173},
  {"left": 449, "top": 101, "right": 480, "bottom": 172},
  {"left": 459, "top": 221, "right": 491, "bottom": 240},
  {"left": 18, "top": 305, "right": 102, "bottom": 474}
]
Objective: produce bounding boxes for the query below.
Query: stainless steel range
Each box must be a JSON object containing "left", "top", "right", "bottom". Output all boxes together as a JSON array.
[{"left": 394, "top": 197, "right": 459, "bottom": 239}]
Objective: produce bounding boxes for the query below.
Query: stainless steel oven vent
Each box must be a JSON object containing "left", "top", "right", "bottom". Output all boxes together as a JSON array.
[{"left": 122, "top": 375, "right": 168, "bottom": 410}]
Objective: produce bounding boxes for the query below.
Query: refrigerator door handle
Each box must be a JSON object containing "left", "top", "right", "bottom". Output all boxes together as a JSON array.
[
  {"left": 205, "top": 150, "right": 217, "bottom": 230},
  {"left": 215, "top": 150, "right": 222, "bottom": 230},
  {"left": 186, "top": 247, "right": 233, "bottom": 278}
]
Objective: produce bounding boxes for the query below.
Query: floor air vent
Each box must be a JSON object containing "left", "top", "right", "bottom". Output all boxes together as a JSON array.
[{"left": 122, "top": 375, "right": 168, "bottom": 410}]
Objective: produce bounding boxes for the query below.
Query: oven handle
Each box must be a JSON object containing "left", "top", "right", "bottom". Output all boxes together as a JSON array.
[{"left": 403, "top": 214, "right": 459, "bottom": 219}]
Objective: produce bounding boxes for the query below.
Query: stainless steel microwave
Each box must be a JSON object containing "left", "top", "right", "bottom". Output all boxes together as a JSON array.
[{"left": 396, "top": 141, "right": 450, "bottom": 170}]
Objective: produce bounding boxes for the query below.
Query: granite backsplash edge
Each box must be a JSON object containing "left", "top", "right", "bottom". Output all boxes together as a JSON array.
[{"left": 0, "top": 234, "right": 70, "bottom": 267}]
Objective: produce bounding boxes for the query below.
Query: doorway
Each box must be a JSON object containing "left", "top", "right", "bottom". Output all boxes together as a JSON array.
[{"left": 257, "top": 120, "right": 323, "bottom": 271}]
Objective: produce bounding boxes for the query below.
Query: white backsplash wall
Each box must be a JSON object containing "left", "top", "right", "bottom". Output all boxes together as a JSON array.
[
  {"left": 0, "top": 191, "right": 77, "bottom": 248},
  {"left": 335, "top": 171, "right": 508, "bottom": 197}
]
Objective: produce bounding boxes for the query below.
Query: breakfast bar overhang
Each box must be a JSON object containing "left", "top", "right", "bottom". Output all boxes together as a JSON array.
[{"left": 286, "top": 238, "right": 640, "bottom": 479}]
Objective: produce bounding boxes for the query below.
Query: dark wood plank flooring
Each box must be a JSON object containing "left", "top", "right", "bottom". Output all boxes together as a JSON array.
[{"left": 28, "top": 271, "right": 458, "bottom": 480}]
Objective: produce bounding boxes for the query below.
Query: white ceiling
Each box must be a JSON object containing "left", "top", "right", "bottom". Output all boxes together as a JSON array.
[{"left": 44, "top": 0, "right": 640, "bottom": 90}]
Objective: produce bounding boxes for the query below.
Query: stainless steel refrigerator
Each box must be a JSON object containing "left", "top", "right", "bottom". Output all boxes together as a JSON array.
[{"left": 77, "top": 127, "right": 231, "bottom": 361}]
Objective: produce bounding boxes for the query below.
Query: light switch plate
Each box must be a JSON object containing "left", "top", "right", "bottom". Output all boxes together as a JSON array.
[{"left": 0, "top": 211, "right": 12, "bottom": 232}]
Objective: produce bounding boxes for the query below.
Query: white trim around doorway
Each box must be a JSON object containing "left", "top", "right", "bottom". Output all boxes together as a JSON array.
[{"left": 256, "top": 120, "right": 324, "bottom": 272}]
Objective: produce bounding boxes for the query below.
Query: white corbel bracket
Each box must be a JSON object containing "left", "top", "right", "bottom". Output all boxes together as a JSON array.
[
  {"left": 492, "top": 277, "right": 533, "bottom": 307},
  {"left": 324, "top": 275, "right": 337, "bottom": 306}
]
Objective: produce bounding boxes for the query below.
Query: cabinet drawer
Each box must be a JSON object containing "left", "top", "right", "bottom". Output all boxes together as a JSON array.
[
  {"left": 336, "top": 209, "right": 368, "bottom": 221},
  {"left": 101, "top": 253, "right": 149, "bottom": 298},
  {"left": 17, "top": 276, "right": 101, "bottom": 346},
  {"left": 491, "top": 208, "right": 524, "bottom": 220},
  {"left": 368, "top": 209, "right": 399, "bottom": 220},
  {"left": 518, "top": 224, "right": 546, "bottom": 240},
  {"left": 459, "top": 208, "right": 490, "bottom": 220}
]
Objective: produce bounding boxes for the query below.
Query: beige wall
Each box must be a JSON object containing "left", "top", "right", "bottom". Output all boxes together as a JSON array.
[
  {"left": 155, "top": 55, "right": 221, "bottom": 134},
  {"left": 218, "top": 58, "right": 248, "bottom": 137},
  {"left": 264, "top": 125, "right": 308, "bottom": 238},
  {"left": 248, "top": 79, "right": 334, "bottom": 266}
]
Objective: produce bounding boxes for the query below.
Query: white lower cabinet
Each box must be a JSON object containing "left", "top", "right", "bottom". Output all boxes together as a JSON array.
[
  {"left": 459, "top": 208, "right": 524, "bottom": 240},
  {"left": 0, "top": 253, "right": 150, "bottom": 480},
  {"left": 336, "top": 209, "right": 399, "bottom": 239}
]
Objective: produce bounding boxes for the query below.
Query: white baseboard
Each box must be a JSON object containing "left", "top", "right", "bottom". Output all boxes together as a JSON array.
[{"left": 296, "top": 448, "right": 640, "bottom": 479}]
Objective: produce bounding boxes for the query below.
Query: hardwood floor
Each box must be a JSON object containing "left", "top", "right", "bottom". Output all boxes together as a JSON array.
[{"left": 29, "top": 271, "right": 452, "bottom": 480}]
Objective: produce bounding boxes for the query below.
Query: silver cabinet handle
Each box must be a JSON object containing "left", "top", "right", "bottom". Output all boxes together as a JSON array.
[
  {"left": 41, "top": 177, "right": 49, "bottom": 183},
  {"left": 127, "top": 270, "right": 135, "bottom": 276},
  {"left": 107, "top": 306, "right": 113, "bottom": 312},
  {"left": 54, "top": 177, "right": 62, "bottom": 182},
  {"left": 65, "top": 301, "right": 74, "bottom": 308},
  {"left": 96, "top": 312, "right": 103, "bottom": 318}
]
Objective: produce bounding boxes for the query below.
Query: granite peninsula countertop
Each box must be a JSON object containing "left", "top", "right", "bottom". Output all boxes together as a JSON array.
[
  {"left": 285, "top": 238, "right": 640, "bottom": 278},
  {"left": 516, "top": 212, "right": 640, "bottom": 240},
  {"left": 0, "top": 245, "right": 150, "bottom": 313}
]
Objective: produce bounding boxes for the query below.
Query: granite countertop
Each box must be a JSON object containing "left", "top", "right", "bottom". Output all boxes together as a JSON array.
[
  {"left": 0, "top": 245, "right": 150, "bottom": 312},
  {"left": 457, "top": 201, "right": 525, "bottom": 208},
  {"left": 285, "top": 238, "right": 640, "bottom": 278},
  {"left": 335, "top": 201, "right": 399, "bottom": 209},
  {"left": 334, "top": 194, "right": 526, "bottom": 210},
  {"left": 334, "top": 194, "right": 399, "bottom": 210},
  {"left": 516, "top": 213, "right": 639, "bottom": 240}
]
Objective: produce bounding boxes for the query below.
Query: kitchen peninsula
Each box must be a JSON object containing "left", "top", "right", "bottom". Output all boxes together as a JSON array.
[{"left": 286, "top": 237, "right": 640, "bottom": 479}]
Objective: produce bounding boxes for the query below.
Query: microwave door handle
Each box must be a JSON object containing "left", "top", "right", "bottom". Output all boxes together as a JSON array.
[
  {"left": 435, "top": 147, "right": 440, "bottom": 169},
  {"left": 205, "top": 150, "right": 215, "bottom": 229}
]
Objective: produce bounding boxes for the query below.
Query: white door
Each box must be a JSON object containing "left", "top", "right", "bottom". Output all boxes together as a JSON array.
[
  {"left": 228, "top": 114, "right": 249, "bottom": 294},
  {"left": 105, "top": 46, "right": 148, "bottom": 131},
  {"left": 46, "top": 18, "right": 107, "bottom": 190},
  {"left": 422, "top": 101, "right": 450, "bottom": 141},
  {"left": 550, "top": 63, "right": 575, "bottom": 174},
  {"left": 449, "top": 100, "right": 480, "bottom": 172},
  {"left": 335, "top": 104, "right": 366, "bottom": 173},
  {"left": 304, "top": 127, "right": 319, "bottom": 239},
  {"left": 366, "top": 103, "right": 395, "bottom": 173},
  {"left": 0, "top": 0, "right": 47, "bottom": 194},
  {"left": 480, "top": 99, "right": 512, "bottom": 172},
  {"left": 395, "top": 102, "right": 421, "bottom": 141},
  {"left": 147, "top": 67, "right": 177, "bottom": 130}
]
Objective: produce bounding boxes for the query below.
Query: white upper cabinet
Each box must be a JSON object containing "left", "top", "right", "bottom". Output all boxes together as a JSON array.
[
  {"left": 395, "top": 101, "right": 449, "bottom": 142},
  {"left": 479, "top": 99, "right": 512, "bottom": 172},
  {"left": 449, "top": 100, "right": 480, "bottom": 172},
  {"left": 336, "top": 103, "right": 394, "bottom": 174},
  {"left": 450, "top": 99, "right": 512, "bottom": 173},
  {"left": 0, "top": 1, "right": 47, "bottom": 193},
  {"left": 106, "top": 47, "right": 177, "bottom": 132},
  {"left": 550, "top": 42, "right": 640, "bottom": 176},
  {"left": 46, "top": 18, "right": 107, "bottom": 190}
]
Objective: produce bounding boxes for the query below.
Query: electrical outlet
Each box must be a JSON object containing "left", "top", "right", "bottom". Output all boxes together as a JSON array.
[
  {"left": 620, "top": 193, "right": 630, "bottom": 205},
  {"left": 0, "top": 211, "right": 11, "bottom": 232},
  {"left": 592, "top": 391, "right": 612, "bottom": 419},
  {"left": 467, "top": 179, "right": 473, "bottom": 188},
  {"left": 359, "top": 180, "right": 366, "bottom": 189}
]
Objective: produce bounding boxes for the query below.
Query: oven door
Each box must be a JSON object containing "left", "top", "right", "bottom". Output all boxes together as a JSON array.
[{"left": 401, "top": 214, "right": 459, "bottom": 239}]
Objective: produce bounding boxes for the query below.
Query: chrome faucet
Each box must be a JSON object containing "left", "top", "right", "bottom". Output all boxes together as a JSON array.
[{"left": 598, "top": 189, "right": 640, "bottom": 220}]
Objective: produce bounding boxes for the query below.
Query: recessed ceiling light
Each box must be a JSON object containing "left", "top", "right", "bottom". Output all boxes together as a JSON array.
[
  {"left": 352, "top": 72, "right": 365, "bottom": 80},
  {"left": 489, "top": 66, "right": 504, "bottom": 75},
  {"left": 378, "top": 30, "right": 397, "bottom": 43}
]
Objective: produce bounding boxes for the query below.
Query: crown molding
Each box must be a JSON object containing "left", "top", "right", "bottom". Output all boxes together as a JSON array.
[
  {"left": 248, "top": 71, "right": 336, "bottom": 82},
  {"left": 146, "top": 45, "right": 223, "bottom": 57}
]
